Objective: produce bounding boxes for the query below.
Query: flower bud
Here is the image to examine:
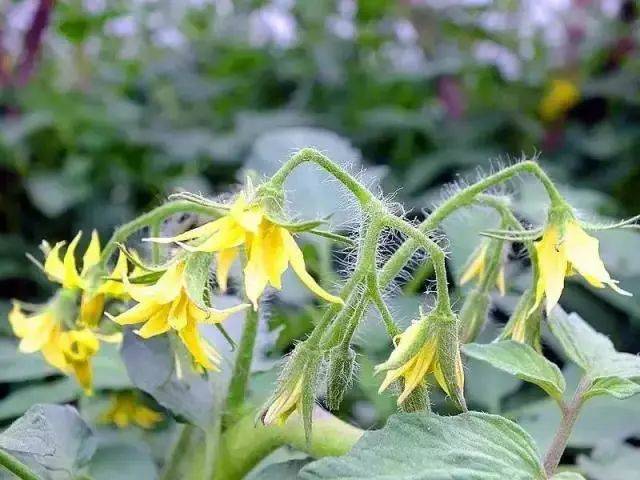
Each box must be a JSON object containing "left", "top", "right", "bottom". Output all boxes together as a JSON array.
[
  {"left": 458, "top": 288, "right": 491, "bottom": 344},
  {"left": 325, "top": 344, "right": 357, "bottom": 411},
  {"left": 434, "top": 312, "right": 467, "bottom": 411}
]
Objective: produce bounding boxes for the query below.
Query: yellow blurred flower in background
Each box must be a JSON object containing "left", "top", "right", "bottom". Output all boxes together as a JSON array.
[
  {"left": 539, "top": 78, "right": 579, "bottom": 123},
  {"left": 102, "top": 391, "right": 163, "bottom": 429},
  {"left": 459, "top": 243, "right": 506, "bottom": 295}
]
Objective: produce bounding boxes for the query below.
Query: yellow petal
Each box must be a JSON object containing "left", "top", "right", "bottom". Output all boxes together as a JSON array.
[
  {"left": 564, "top": 221, "right": 631, "bottom": 296},
  {"left": 63, "top": 232, "right": 84, "bottom": 289},
  {"left": 263, "top": 225, "right": 289, "bottom": 289},
  {"left": 81, "top": 230, "right": 101, "bottom": 276},
  {"left": 79, "top": 293, "right": 105, "bottom": 327},
  {"left": 230, "top": 195, "right": 264, "bottom": 232},
  {"left": 136, "top": 306, "right": 171, "bottom": 338},
  {"left": 44, "top": 241, "right": 66, "bottom": 284},
  {"left": 460, "top": 245, "right": 486, "bottom": 286},
  {"left": 167, "top": 293, "right": 189, "bottom": 331},
  {"left": 497, "top": 266, "right": 506, "bottom": 296},
  {"left": 534, "top": 225, "right": 568, "bottom": 314},
  {"left": 71, "top": 359, "right": 94, "bottom": 395},
  {"left": 41, "top": 338, "right": 69, "bottom": 372},
  {"left": 282, "top": 230, "right": 343, "bottom": 305},
  {"left": 193, "top": 223, "right": 246, "bottom": 252},
  {"left": 178, "top": 323, "right": 216, "bottom": 370},
  {"left": 244, "top": 234, "right": 269, "bottom": 310},
  {"left": 216, "top": 248, "right": 238, "bottom": 292},
  {"left": 123, "top": 262, "right": 184, "bottom": 304},
  {"left": 200, "top": 303, "right": 250, "bottom": 324},
  {"left": 17, "top": 313, "right": 56, "bottom": 353},
  {"left": 145, "top": 216, "right": 231, "bottom": 244},
  {"left": 110, "top": 302, "right": 158, "bottom": 325}
]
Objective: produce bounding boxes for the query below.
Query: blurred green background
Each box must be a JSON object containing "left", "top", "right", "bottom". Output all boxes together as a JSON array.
[{"left": 1, "top": 1, "right": 640, "bottom": 478}]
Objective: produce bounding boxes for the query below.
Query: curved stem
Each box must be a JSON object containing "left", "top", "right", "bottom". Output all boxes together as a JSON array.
[
  {"left": 213, "top": 408, "right": 362, "bottom": 480},
  {"left": 269, "top": 148, "right": 379, "bottom": 207},
  {"left": 367, "top": 272, "right": 400, "bottom": 338},
  {"left": 100, "top": 200, "right": 218, "bottom": 264},
  {"left": 378, "top": 160, "right": 560, "bottom": 289},
  {"left": 382, "top": 214, "right": 451, "bottom": 313},
  {"left": 0, "top": 448, "right": 42, "bottom": 480}
]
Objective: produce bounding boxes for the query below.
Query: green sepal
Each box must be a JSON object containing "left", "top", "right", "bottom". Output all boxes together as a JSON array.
[
  {"left": 184, "top": 252, "right": 214, "bottom": 310},
  {"left": 326, "top": 345, "right": 357, "bottom": 411},
  {"left": 301, "top": 351, "right": 322, "bottom": 445},
  {"left": 435, "top": 313, "right": 467, "bottom": 411},
  {"left": 398, "top": 382, "right": 430, "bottom": 413},
  {"left": 458, "top": 288, "right": 490, "bottom": 344}
]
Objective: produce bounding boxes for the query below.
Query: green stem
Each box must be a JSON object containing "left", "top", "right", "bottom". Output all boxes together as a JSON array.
[
  {"left": 0, "top": 448, "right": 42, "bottom": 480},
  {"left": 403, "top": 258, "right": 434, "bottom": 295},
  {"left": 543, "top": 377, "right": 591, "bottom": 476},
  {"left": 367, "top": 272, "right": 400, "bottom": 337},
  {"left": 269, "top": 148, "right": 379, "bottom": 207},
  {"left": 213, "top": 408, "right": 363, "bottom": 480},
  {"left": 100, "top": 200, "right": 217, "bottom": 263},
  {"left": 160, "top": 424, "right": 199, "bottom": 480},
  {"left": 150, "top": 221, "right": 161, "bottom": 264},
  {"left": 378, "top": 160, "right": 561, "bottom": 289},
  {"left": 381, "top": 214, "right": 452, "bottom": 313},
  {"left": 224, "top": 309, "right": 259, "bottom": 423}
]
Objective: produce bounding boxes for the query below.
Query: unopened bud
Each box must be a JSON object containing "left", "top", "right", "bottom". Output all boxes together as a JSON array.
[
  {"left": 435, "top": 313, "right": 467, "bottom": 411},
  {"left": 458, "top": 288, "right": 491, "bottom": 344},
  {"left": 326, "top": 345, "right": 357, "bottom": 411},
  {"left": 501, "top": 288, "right": 542, "bottom": 349}
]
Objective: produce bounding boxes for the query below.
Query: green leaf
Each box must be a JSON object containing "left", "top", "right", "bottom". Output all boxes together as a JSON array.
[
  {"left": 300, "top": 412, "right": 546, "bottom": 479},
  {"left": 584, "top": 377, "right": 640, "bottom": 400},
  {"left": 0, "top": 378, "right": 79, "bottom": 421},
  {"left": 549, "top": 308, "right": 640, "bottom": 398},
  {"left": 120, "top": 330, "right": 215, "bottom": 426},
  {"left": 0, "top": 404, "right": 96, "bottom": 479},
  {"left": 249, "top": 459, "right": 310, "bottom": 480},
  {"left": 88, "top": 444, "right": 158, "bottom": 480},
  {"left": 551, "top": 473, "right": 586, "bottom": 480},
  {"left": 184, "top": 252, "right": 214, "bottom": 309},
  {"left": 0, "top": 339, "right": 57, "bottom": 383},
  {"left": 578, "top": 442, "right": 640, "bottom": 480},
  {"left": 463, "top": 341, "right": 565, "bottom": 401}
]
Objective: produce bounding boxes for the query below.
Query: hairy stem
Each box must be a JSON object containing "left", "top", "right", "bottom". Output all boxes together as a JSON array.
[
  {"left": 368, "top": 272, "right": 400, "bottom": 337},
  {"left": 269, "top": 148, "right": 379, "bottom": 207},
  {"left": 543, "top": 377, "right": 591, "bottom": 476},
  {"left": 0, "top": 449, "right": 40, "bottom": 480},
  {"left": 100, "top": 200, "right": 218, "bottom": 263},
  {"left": 378, "top": 160, "right": 560, "bottom": 288}
]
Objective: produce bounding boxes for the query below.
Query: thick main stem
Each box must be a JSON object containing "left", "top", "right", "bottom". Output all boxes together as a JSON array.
[
  {"left": 543, "top": 377, "right": 590, "bottom": 476},
  {"left": 0, "top": 448, "right": 41, "bottom": 480}
]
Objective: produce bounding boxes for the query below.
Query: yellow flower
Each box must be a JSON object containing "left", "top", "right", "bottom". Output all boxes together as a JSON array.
[
  {"left": 101, "top": 392, "right": 163, "bottom": 429},
  {"left": 533, "top": 219, "right": 631, "bottom": 314},
  {"left": 539, "top": 78, "right": 579, "bottom": 122},
  {"left": 43, "top": 230, "right": 129, "bottom": 326},
  {"left": 375, "top": 320, "right": 465, "bottom": 405},
  {"left": 9, "top": 301, "right": 100, "bottom": 394},
  {"left": 459, "top": 243, "right": 506, "bottom": 295},
  {"left": 110, "top": 260, "right": 249, "bottom": 370},
  {"left": 262, "top": 378, "right": 303, "bottom": 426},
  {"left": 148, "top": 194, "right": 343, "bottom": 309},
  {"left": 9, "top": 300, "right": 68, "bottom": 373},
  {"left": 59, "top": 328, "right": 100, "bottom": 395}
]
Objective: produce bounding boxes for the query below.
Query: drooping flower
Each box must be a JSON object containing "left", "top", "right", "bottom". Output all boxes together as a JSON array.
[
  {"left": 539, "top": 78, "right": 579, "bottom": 122},
  {"left": 375, "top": 317, "right": 465, "bottom": 405},
  {"left": 459, "top": 242, "right": 506, "bottom": 295},
  {"left": 101, "top": 391, "right": 163, "bottom": 429},
  {"left": 533, "top": 218, "right": 631, "bottom": 314},
  {"left": 109, "top": 259, "right": 249, "bottom": 370},
  {"left": 58, "top": 328, "right": 100, "bottom": 395},
  {"left": 43, "top": 230, "right": 129, "bottom": 326},
  {"left": 261, "top": 378, "right": 303, "bottom": 426},
  {"left": 9, "top": 299, "right": 101, "bottom": 394},
  {"left": 147, "top": 194, "right": 343, "bottom": 309}
]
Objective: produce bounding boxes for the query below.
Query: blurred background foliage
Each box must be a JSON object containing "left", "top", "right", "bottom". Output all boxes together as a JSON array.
[{"left": 1, "top": 0, "right": 640, "bottom": 479}]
